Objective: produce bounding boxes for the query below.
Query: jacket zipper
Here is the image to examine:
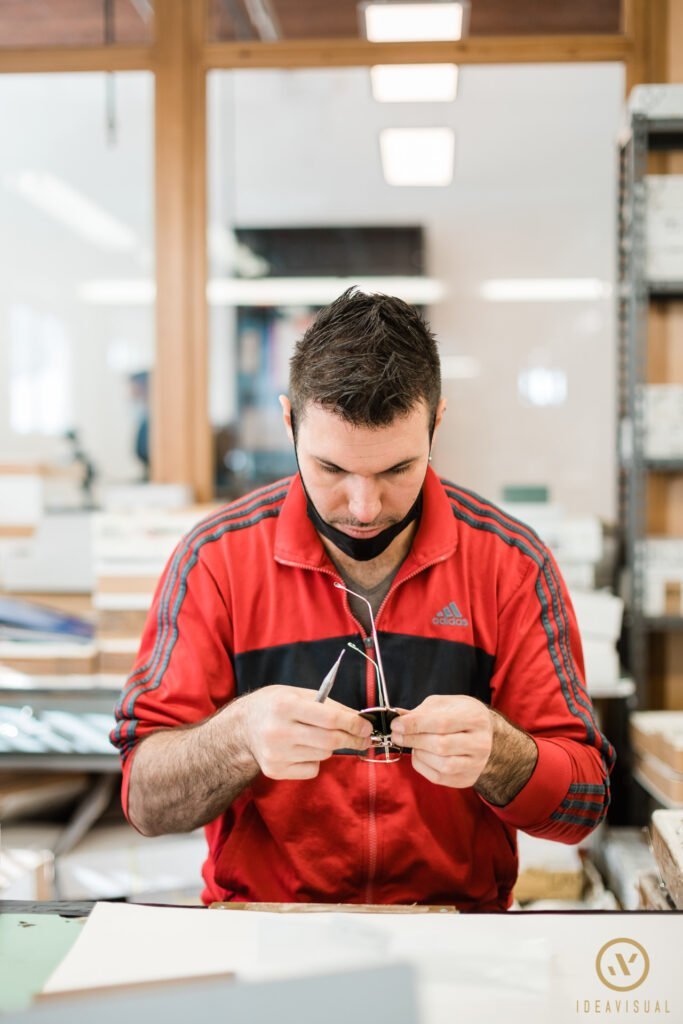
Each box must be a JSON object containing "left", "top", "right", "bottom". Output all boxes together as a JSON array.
[{"left": 275, "top": 550, "right": 451, "bottom": 905}]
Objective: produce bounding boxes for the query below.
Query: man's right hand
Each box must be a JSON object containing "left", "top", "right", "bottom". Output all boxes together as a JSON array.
[{"left": 241, "top": 685, "right": 373, "bottom": 780}]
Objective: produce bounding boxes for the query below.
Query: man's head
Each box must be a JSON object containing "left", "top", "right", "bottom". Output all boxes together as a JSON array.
[
  {"left": 280, "top": 289, "right": 445, "bottom": 553},
  {"left": 288, "top": 287, "right": 441, "bottom": 434}
]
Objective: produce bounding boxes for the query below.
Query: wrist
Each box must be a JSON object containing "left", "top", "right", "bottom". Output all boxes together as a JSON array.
[
  {"left": 474, "top": 709, "right": 538, "bottom": 807},
  {"left": 211, "top": 696, "right": 259, "bottom": 777}
]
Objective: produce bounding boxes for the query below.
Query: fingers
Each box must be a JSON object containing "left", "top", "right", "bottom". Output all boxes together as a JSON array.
[
  {"left": 411, "top": 749, "right": 486, "bottom": 789},
  {"left": 296, "top": 693, "right": 374, "bottom": 741},
  {"left": 243, "top": 685, "right": 373, "bottom": 780},
  {"left": 391, "top": 695, "right": 490, "bottom": 741}
]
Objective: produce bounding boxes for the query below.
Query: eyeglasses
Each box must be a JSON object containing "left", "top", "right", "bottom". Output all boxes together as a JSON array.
[{"left": 334, "top": 582, "right": 402, "bottom": 764}]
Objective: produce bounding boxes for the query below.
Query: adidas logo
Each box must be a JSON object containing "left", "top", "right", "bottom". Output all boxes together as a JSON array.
[{"left": 432, "top": 601, "right": 469, "bottom": 627}]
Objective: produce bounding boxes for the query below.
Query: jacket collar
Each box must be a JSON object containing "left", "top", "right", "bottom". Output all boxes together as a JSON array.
[{"left": 274, "top": 466, "right": 458, "bottom": 572}]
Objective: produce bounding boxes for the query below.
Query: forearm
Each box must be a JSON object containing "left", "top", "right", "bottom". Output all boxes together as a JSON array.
[
  {"left": 474, "top": 709, "right": 538, "bottom": 807},
  {"left": 127, "top": 697, "right": 259, "bottom": 836}
]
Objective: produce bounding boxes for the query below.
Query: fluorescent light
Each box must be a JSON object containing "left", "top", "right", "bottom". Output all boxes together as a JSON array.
[
  {"left": 79, "top": 280, "right": 155, "bottom": 304},
  {"left": 370, "top": 64, "right": 458, "bottom": 102},
  {"left": 362, "top": 2, "right": 467, "bottom": 42},
  {"left": 4, "top": 171, "right": 138, "bottom": 252},
  {"left": 207, "top": 276, "right": 445, "bottom": 306},
  {"left": 480, "top": 278, "right": 612, "bottom": 302},
  {"left": 79, "top": 276, "right": 446, "bottom": 307},
  {"left": 380, "top": 128, "right": 454, "bottom": 186},
  {"left": 518, "top": 367, "right": 568, "bottom": 407}
]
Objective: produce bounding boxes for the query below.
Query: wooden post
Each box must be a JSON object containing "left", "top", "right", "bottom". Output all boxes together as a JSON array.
[
  {"left": 152, "top": 0, "right": 211, "bottom": 500},
  {"left": 622, "top": 0, "right": 670, "bottom": 93}
]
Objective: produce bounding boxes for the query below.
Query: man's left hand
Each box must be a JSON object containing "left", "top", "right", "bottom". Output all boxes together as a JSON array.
[
  {"left": 390, "top": 695, "right": 538, "bottom": 805},
  {"left": 390, "top": 694, "right": 494, "bottom": 789}
]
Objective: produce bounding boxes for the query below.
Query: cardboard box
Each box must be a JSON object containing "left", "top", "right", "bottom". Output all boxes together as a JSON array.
[
  {"left": 582, "top": 639, "right": 620, "bottom": 685},
  {"left": 651, "top": 809, "right": 683, "bottom": 909},
  {"left": 643, "top": 386, "right": 683, "bottom": 458},
  {"left": 571, "top": 590, "right": 623, "bottom": 642},
  {"left": 513, "top": 832, "right": 584, "bottom": 904},
  {"left": 635, "top": 752, "right": 683, "bottom": 803},
  {"left": 650, "top": 633, "right": 683, "bottom": 709},
  {"left": 0, "top": 641, "right": 99, "bottom": 676},
  {"left": 631, "top": 711, "right": 683, "bottom": 770},
  {"left": 637, "top": 871, "right": 673, "bottom": 910},
  {"left": 0, "top": 474, "right": 43, "bottom": 527},
  {"left": 629, "top": 84, "right": 683, "bottom": 118},
  {"left": 98, "top": 638, "right": 139, "bottom": 675}
]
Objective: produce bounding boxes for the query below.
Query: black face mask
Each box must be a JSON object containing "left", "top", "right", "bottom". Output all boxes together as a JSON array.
[
  {"left": 304, "top": 485, "right": 423, "bottom": 562},
  {"left": 290, "top": 410, "right": 426, "bottom": 562}
]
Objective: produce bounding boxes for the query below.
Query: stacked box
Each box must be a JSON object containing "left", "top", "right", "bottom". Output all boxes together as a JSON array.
[
  {"left": 93, "top": 510, "right": 207, "bottom": 675},
  {"left": 645, "top": 176, "right": 683, "bottom": 283},
  {"left": 642, "top": 385, "right": 683, "bottom": 460},
  {"left": 0, "top": 640, "right": 99, "bottom": 676},
  {"left": 501, "top": 502, "right": 622, "bottom": 689},
  {"left": 651, "top": 810, "right": 683, "bottom": 909},
  {"left": 0, "top": 471, "right": 43, "bottom": 539},
  {"left": 631, "top": 711, "right": 683, "bottom": 801},
  {"left": 641, "top": 538, "right": 683, "bottom": 616},
  {"left": 629, "top": 84, "right": 683, "bottom": 119}
]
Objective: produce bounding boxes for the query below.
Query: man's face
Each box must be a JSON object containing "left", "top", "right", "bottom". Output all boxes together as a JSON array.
[{"left": 284, "top": 399, "right": 441, "bottom": 539}]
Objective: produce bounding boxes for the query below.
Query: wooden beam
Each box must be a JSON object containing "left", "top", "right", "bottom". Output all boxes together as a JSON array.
[
  {"left": 622, "top": 0, "right": 669, "bottom": 93},
  {"left": 203, "top": 34, "right": 632, "bottom": 70},
  {"left": 152, "top": 0, "right": 212, "bottom": 500},
  {"left": 0, "top": 46, "right": 152, "bottom": 73}
]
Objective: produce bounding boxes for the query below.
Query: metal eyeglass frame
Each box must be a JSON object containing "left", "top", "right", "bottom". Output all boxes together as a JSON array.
[{"left": 334, "top": 582, "right": 402, "bottom": 763}]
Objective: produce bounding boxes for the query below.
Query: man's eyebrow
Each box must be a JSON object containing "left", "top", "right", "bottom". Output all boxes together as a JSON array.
[{"left": 314, "top": 456, "right": 419, "bottom": 473}]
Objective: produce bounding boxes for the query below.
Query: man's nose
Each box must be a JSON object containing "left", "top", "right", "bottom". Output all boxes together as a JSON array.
[{"left": 347, "top": 478, "right": 382, "bottom": 524}]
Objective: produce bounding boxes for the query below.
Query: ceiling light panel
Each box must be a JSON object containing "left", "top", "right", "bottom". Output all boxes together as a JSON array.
[
  {"left": 362, "top": 2, "right": 466, "bottom": 42},
  {"left": 380, "top": 128, "right": 454, "bottom": 187},
  {"left": 370, "top": 64, "right": 458, "bottom": 102}
]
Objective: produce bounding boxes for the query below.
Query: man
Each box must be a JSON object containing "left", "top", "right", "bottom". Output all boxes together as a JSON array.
[{"left": 112, "top": 288, "right": 614, "bottom": 911}]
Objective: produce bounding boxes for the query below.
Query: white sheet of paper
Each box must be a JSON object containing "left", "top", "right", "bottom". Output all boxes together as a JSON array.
[
  {"left": 43, "top": 902, "right": 547, "bottom": 996},
  {"left": 42, "top": 903, "right": 683, "bottom": 1024}
]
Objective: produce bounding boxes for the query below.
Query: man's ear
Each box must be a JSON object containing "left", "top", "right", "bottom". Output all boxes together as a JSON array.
[
  {"left": 429, "top": 397, "right": 447, "bottom": 456},
  {"left": 279, "top": 394, "right": 294, "bottom": 445}
]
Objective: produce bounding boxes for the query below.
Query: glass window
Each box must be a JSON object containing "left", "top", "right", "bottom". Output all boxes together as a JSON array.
[{"left": 0, "top": 72, "right": 154, "bottom": 503}]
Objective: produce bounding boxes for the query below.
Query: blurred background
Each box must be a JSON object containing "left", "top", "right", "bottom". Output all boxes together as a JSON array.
[{"left": 0, "top": 1, "right": 682, "bottom": 918}]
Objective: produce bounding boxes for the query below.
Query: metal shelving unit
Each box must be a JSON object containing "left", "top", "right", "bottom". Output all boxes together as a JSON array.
[{"left": 618, "top": 107, "right": 683, "bottom": 706}]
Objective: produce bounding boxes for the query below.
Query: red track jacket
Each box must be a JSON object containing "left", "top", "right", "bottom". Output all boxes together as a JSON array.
[{"left": 112, "top": 469, "right": 614, "bottom": 910}]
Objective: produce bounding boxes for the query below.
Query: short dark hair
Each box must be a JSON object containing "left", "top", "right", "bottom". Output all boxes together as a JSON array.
[{"left": 289, "top": 288, "right": 441, "bottom": 431}]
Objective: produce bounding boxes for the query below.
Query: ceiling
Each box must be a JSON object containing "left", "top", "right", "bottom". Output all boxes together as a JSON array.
[
  {"left": 0, "top": 0, "right": 621, "bottom": 48},
  {"left": 209, "top": 0, "right": 622, "bottom": 42}
]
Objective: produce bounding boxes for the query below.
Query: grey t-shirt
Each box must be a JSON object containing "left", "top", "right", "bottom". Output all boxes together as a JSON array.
[{"left": 330, "top": 558, "right": 401, "bottom": 634}]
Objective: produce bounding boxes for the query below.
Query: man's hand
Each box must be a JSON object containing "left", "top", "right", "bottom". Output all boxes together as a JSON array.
[
  {"left": 390, "top": 695, "right": 538, "bottom": 805},
  {"left": 243, "top": 685, "right": 373, "bottom": 781}
]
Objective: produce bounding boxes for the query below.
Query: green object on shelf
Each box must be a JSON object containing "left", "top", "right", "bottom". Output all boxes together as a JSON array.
[
  {"left": 0, "top": 913, "right": 84, "bottom": 1012},
  {"left": 501, "top": 485, "right": 549, "bottom": 504}
]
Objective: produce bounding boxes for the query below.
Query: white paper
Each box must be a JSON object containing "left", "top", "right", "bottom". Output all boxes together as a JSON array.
[{"left": 42, "top": 903, "right": 683, "bottom": 1024}]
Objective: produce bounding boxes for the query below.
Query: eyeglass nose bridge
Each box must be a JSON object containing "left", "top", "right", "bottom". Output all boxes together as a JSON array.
[{"left": 358, "top": 706, "right": 402, "bottom": 764}]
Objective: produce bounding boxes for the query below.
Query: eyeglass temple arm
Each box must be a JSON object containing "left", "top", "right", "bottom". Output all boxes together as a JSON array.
[{"left": 334, "top": 582, "right": 390, "bottom": 708}]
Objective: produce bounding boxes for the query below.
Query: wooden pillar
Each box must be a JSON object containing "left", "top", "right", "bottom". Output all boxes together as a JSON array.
[
  {"left": 152, "top": 0, "right": 211, "bottom": 500},
  {"left": 622, "top": 0, "right": 670, "bottom": 92}
]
